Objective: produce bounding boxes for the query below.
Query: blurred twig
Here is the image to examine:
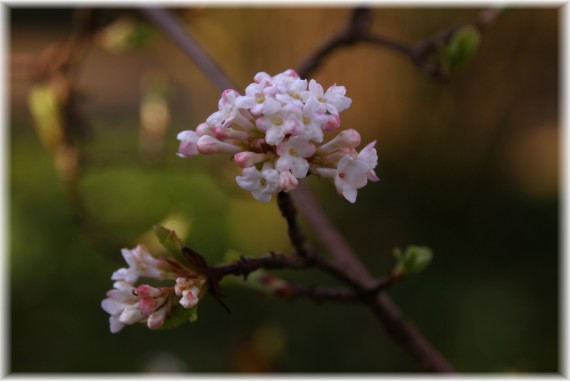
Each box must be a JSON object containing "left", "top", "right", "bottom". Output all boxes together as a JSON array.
[
  {"left": 298, "top": 7, "right": 502, "bottom": 82},
  {"left": 140, "top": 6, "right": 236, "bottom": 90}
]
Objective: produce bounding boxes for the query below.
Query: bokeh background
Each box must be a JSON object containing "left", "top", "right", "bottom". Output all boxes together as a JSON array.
[{"left": 9, "top": 6, "right": 559, "bottom": 373}]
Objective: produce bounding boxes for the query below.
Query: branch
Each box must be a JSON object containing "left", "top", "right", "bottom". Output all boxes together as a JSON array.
[
  {"left": 292, "top": 185, "right": 456, "bottom": 373},
  {"left": 140, "top": 7, "right": 236, "bottom": 90},
  {"left": 209, "top": 252, "right": 311, "bottom": 281},
  {"left": 298, "top": 7, "right": 503, "bottom": 82},
  {"left": 277, "top": 191, "right": 311, "bottom": 258}
]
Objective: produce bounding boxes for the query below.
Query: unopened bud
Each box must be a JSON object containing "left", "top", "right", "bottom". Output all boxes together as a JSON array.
[
  {"left": 234, "top": 151, "right": 268, "bottom": 168},
  {"left": 318, "top": 129, "right": 361, "bottom": 154},
  {"left": 197, "top": 135, "right": 242, "bottom": 155}
]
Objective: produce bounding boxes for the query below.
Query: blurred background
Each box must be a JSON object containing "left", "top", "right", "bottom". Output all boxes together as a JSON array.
[{"left": 9, "top": 6, "right": 559, "bottom": 373}]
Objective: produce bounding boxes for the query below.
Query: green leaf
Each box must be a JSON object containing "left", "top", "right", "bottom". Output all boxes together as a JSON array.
[
  {"left": 395, "top": 246, "right": 433, "bottom": 275},
  {"left": 444, "top": 25, "right": 481, "bottom": 71},
  {"left": 153, "top": 225, "right": 184, "bottom": 258},
  {"left": 159, "top": 305, "right": 198, "bottom": 330}
]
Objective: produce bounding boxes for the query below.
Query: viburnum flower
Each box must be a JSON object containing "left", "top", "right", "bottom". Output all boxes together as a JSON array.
[
  {"left": 102, "top": 244, "right": 208, "bottom": 333},
  {"left": 177, "top": 69, "right": 379, "bottom": 203}
]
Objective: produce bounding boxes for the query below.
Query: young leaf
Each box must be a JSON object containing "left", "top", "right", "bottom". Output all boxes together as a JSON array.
[
  {"left": 444, "top": 25, "right": 481, "bottom": 72},
  {"left": 394, "top": 246, "right": 433, "bottom": 275},
  {"left": 153, "top": 225, "right": 184, "bottom": 257},
  {"left": 160, "top": 305, "right": 199, "bottom": 330}
]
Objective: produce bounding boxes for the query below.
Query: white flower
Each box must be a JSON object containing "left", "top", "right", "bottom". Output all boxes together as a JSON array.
[
  {"left": 297, "top": 96, "right": 328, "bottom": 143},
  {"left": 303, "top": 80, "right": 352, "bottom": 115},
  {"left": 177, "top": 130, "right": 199, "bottom": 158},
  {"left": 206, "top": 89, "right": 241, "bottom": 128},
  {"left": 101, "top": 281, "right": 145, "bottom": 333},
  {"left": 275, "top": 136, "right": 316, "bottom": 178},
  {"left": 236, "top": 163, "right": 281, "bottom": 202},
  {"left": 255, "top": 99, "right": 302, "bottom": 145},
  {"left": 179, "top": 287, "right": 200, "bottom": 309},
  {"left": 111, "top": 245, "right": 175, "bottom": 284},
  {"left": 358, "top": 140, "right": 380, "bottom": 181},
  {"left": 333, "top": 142, "right": 379, "bottom": 203},
  {"left": 334, "top": 155, "right": 371, "bottom": 203}
]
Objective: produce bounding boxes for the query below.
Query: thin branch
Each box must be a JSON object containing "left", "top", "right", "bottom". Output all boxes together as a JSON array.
[
  {"left": 277, "top": 191, "right": 311, "bottom": 258},
  {"left": 140, "top": 7, "right": 236, "bottom": 90},
  {"left": 292, "top": 185, "right": 456, "bottom": 373},
  {"left": 298, "top": 7, "right": 503, "bottom": 82},
  {"left": 209, "top": 252, "right": 311, "bottom": 281}
]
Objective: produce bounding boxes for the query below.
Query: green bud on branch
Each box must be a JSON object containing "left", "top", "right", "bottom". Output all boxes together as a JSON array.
[{"left": 394, "top": 246, "right": 433, "bottom": 275}]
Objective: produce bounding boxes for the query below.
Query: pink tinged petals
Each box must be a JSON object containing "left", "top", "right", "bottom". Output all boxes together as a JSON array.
[
  {"left": 196, "top": 123, "right": 215, "bottom": 137},
  {"left": 179, "top": 287, "right": 200, "bottom": 309},
  {"left": 197, "top": 135, "right": 242, "bottom": 155},
  {"left": 112, "top": 245, "right": 166, "bottom": 283},
  {"left": 234, "top": 151, "right": 269, "bottom": 168},
  {"left": 213, "top": 126, "right": 250, "bottom": 141},
  {"left": 357, "top": 140, "right": 380, "bottom": 182},
  {"left": 322, "top": 114, "right": 341, "bottom": 131},
  {"left": 254, "top": 71, "right": 271, "bottom": 83},
  {"left": 318, "top": 129, "right": 361, "bottom": 154},
  {"left": 147, "top": 304, "right": 169, "bottom": 330},
  {"left": 279, "top": 171, "right": 299, "bottom": 192},
  {"left": 206, "top": 89, "right": 240, "bottom": 128},
  {"left": 176, "top": 130, "right": 199, "bottom": 158},
  {"left": 119, "top": 304, "right": 146, "bottom": 325}
]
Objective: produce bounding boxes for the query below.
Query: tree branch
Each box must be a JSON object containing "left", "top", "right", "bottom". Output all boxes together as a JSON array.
[
  {"left": 209, "top": 252, "right": 311, "bottom": 281},
  {"left": 297, "top": 7, "right": 503, "bottom": 82},
  {"left": 292, "top": 185, "right": 456, "bottom": 373}
]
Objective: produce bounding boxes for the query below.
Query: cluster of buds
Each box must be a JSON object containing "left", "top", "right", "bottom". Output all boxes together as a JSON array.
[
  {"left": 177, "top": 69, "right": 379, "bottom": 203},
  {"left": 101, "top": 245, "right": 207, "bottom": 333}
]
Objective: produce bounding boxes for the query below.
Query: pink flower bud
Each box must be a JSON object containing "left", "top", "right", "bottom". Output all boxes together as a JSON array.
[
  {"left": 322, "top": 114, "right": 341, "bottom": 131},
  {"left": 234, "top": 151, "right": 269, "bottom": 168},
  {"left": 279, "top": 171, "right": 299, "bottom": 192},
  {"left": 213, "top": 126, "right": 250, "bottom": 141},
  {"left": 197, "top": 135, "right": 242, "bottom": 155},
  {"left": 196, "top": 123, "right": 214, "bottom": 137},
  {"left": 317, "top": 129, "right": 361, "bottom": 154},
  {"left": 176, "top": 130, "right": 199, "bottom": 158}
]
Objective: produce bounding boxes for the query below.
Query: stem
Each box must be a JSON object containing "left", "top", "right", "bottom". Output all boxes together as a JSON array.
[
  {"left": 277, "top": 191, "right": 310, "bottom": 258},
  {"left": 292, "top": 184, "right": 456, "bottom": 373},
  {"left": 209, "top": 252, "right": 310, "bottom": 280}
]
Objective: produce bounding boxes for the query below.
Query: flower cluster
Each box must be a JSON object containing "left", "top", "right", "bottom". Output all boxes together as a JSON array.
[
  {"left": 101, "top": 245, "right": 207, "bottom": 333},
  {"left": 177, "top": 69, "right": 379, "bottom": 203}
]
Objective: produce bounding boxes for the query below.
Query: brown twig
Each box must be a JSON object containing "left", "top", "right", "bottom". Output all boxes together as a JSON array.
[
  {"left": 209, "top": 252, "right": 311, "bottom": 281},
  {"left": 277, "top": 191, "right": 311, "bottom": 258},
  {"left": 292, "top": 185, "right": 455, "bottom": 373},
  {"left": 298, "top": 7, "right": 502, "bottom": 82}
]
